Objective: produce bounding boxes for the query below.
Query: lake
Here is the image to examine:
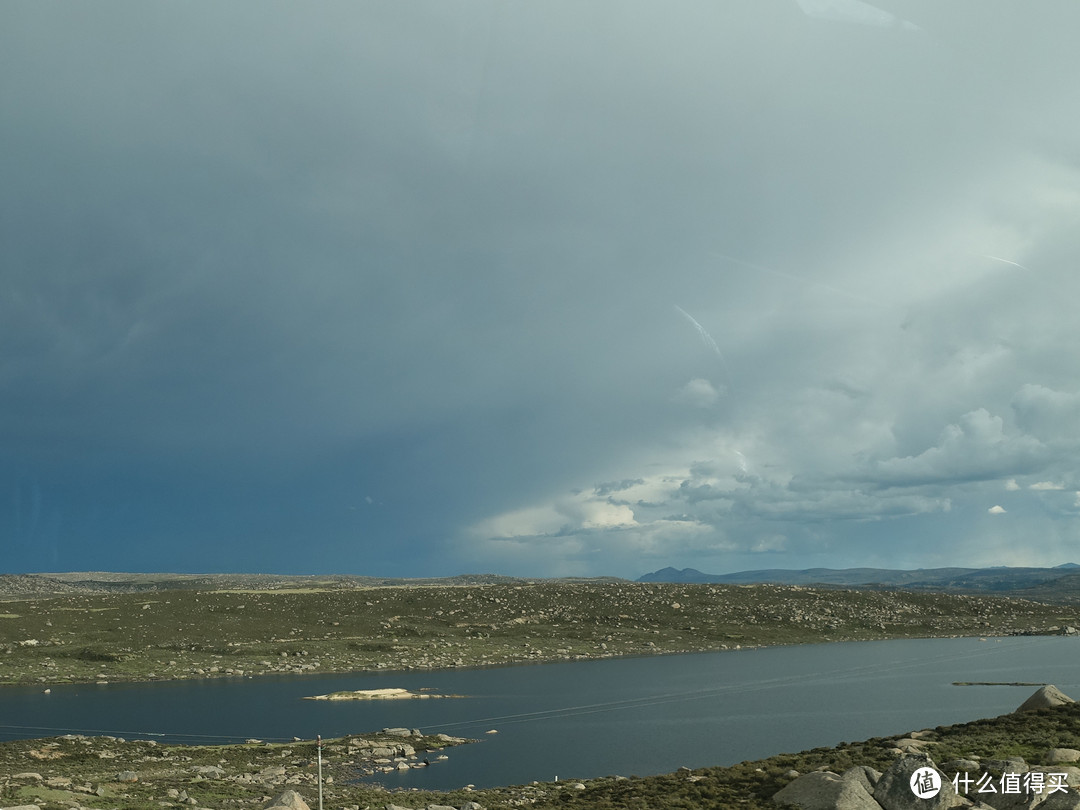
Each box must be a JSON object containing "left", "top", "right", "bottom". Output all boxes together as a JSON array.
[{"left": 2, "top": 636, "right": 1079, "bottom": 790}]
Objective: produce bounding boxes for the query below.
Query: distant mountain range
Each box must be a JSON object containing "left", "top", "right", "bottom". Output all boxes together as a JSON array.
[{"left": 638, "top": 564, "right": 1080, "bottom": 598}]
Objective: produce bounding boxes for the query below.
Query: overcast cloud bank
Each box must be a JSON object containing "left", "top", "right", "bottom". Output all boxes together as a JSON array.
[{"left": 3, "top": 1, "right": 1079, "bottom": 576}]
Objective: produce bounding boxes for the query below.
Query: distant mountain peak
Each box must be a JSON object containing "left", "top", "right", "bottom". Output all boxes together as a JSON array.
[
  {"left": 638, "top": 567, "right": 708, "bottom": 583},
  {"left": 636, "top": 564, "right": 1080, "bottom": 592}
]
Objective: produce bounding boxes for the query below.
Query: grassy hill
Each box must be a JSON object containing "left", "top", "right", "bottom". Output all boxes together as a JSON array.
[{"left": 2, "top": 580, "right": 1078, "bottom": 686}]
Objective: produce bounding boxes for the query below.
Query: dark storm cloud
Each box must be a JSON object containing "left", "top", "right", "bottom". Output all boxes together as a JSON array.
[{"left": 3, "top": 1, "right": 1080, "bottom": 576}]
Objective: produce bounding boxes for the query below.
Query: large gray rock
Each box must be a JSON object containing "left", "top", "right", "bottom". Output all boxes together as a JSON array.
[
  {"left": 942, "top": 759, "right": 982, "bottom": 774},
  {"left": 982, "top": 757, "right": 1029, "bottom": 775},
  {"left": 841, "top": 766, "right": 882, "bottom": 795},
  {"left": 874, "top": 754, "right": 958, "bottom": 810},
  {"left": 1041, "top": 789, "right": 1080, "bottom": 810},
  {"left": 1015, "top": 686, "right": 1075, "bottom": 713},
  {"left": 976, "top": 786, "right": 1041, "bottom": 810},
  {"left": 771, "top": 770, "right": 880, "bottom": 809},
  {"left": 263, "top": 790, "right": 311, "bottom": 810},
  {"left": 1047, "top": 750, "right": 1080, "bottom": 765}
]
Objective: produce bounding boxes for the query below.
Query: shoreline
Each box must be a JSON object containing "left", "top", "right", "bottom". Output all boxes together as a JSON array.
[
  {"left": 3, "top": 696, "right": 1079, "bottom": 809},
  {"left": 2, "top": 581, "right": 1078, "bottom": 688},
  {"left": 1, "top": 628, "right": 1072, "bottom": 690}
]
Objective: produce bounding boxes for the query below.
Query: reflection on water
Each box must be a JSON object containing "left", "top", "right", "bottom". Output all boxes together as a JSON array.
[{"left": 2, "top": 636, "right": 1078, "bottom": 789}]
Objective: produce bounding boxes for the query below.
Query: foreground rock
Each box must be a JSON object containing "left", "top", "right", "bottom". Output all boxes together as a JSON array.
[
  {"left": 873, "top": 754, "right": 958, "bottom": 810},
  {"left": 774, "top": 755, "right": 957, "bottom": 810},
  {"left": 773, "top": 751, "right": 1080, "bottom": 810},
  {"left": 264, "top": 790, "right": 311, "bottom": 810},
  {"left": 774, "top": 688, "right": 1080, "bottom": 810},
  {"left": 772, "top": 769, "right": 880, "bottom": 809}
]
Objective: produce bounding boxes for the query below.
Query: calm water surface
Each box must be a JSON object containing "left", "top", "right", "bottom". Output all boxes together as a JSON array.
[{"left": 2, "top": 636, "right": 1079, "bottom": 789}]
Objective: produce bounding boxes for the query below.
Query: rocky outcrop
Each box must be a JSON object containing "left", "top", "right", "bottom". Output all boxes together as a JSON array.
[
  {"left": 773, "top": 733, "right": 1080, "bottom": 810},
  {"left": 869, "top": 754, "right": 958, "bottom": 810},
  {"left": 264, "top": 790, "right": 311, "bottom": 810},
  {"left": 772, "top": 770, "right": 880, "bottom": 809},
  {"left": 1015, "top": 685, "right": 1076, "bottom": 713}
]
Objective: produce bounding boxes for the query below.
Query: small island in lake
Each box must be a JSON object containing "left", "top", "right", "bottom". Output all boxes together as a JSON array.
[{"left": 303, "top": 687, "right": 459, "bottom": 701}]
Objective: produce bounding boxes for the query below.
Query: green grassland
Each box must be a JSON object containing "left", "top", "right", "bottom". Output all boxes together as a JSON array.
[{"left": 1, "top": 581, "right": 1077, "bottom": 686}]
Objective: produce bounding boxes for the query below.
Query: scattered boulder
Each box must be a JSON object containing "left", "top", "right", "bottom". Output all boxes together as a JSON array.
[
  {"left": 889, "top": 743, "right": 924, "bottom": 756},
  {"left": 263, "top": 790, "right": 311, "bottom": 810},
  {"left": 1047, "top": 749, "right": 1080, "bottom": 765},
  {"left": 1015, "top": 685, "right": 1075, "bottom": 713},
  {"left": 942, "top": 758, "right": 981, "bottom": 773},
  {"left": 1, "top": 805, "right": 42, "bottom": 810},
  {"left": 116, "top": 770, "right": 139, "bottom": 783},
  {"left": 873, "top": 754, "right": 957, "bottom": 810},
  {"left": 981, "top": 757, "right": 1029, "bottom": 775},
  {"left": 192, "top": 765, "right": 226, "bottom": 778},
  {"left": 771, "top": 770, "right": 880, "bottom": 809}
]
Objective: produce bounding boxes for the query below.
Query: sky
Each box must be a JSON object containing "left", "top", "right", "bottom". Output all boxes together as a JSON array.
[{"left": 3, "top": 1, "right": 1080, "bottom": 579}]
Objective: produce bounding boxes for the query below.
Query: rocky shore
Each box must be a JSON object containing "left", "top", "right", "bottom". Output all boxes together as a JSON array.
[
  {"left": 0, "top": 729, "right": 477, "bottom": 810},
  {"left": 5, "top": 688, "right": 1080, "bottom": 810},
  {"left": 771, "top": 686, "right": 1080, "bottom": 809}
]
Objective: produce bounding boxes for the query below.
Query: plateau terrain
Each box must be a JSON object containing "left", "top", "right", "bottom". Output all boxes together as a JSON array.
[{"left": 1, "top": 576, "right": 1078, "bottom": 686}]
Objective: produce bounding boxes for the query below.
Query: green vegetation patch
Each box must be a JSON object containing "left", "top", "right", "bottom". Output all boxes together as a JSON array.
[{"left": 0, "top": 582, "right": 1077, "bottom": 686}]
